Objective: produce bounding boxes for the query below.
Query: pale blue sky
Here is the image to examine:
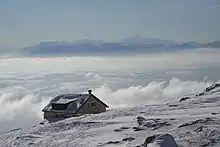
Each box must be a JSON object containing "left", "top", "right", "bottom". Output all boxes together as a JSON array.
[{"left": 0, "top": 0, "right": 220, "bottom": 48}]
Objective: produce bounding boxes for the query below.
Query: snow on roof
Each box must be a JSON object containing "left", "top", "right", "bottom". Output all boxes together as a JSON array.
[
  {"left": 52, "top": 98, "right": 77, "bottom": 104},
  {"left": 42, "top": 93, "right": 90, "bottom": 113}
]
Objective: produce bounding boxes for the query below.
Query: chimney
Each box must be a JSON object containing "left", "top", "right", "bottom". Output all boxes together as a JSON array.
[{"left": 88, "top": 89, "right": 92, "bottom": 94}]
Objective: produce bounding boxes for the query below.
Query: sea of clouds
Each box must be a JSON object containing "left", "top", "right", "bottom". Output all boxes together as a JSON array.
[{"left": 0, "top": 48, "right": 220, "bottom": 132}]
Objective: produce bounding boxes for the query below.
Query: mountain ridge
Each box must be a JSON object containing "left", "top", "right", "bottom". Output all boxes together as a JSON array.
[{"left": 18, "top": 37, "right": 220, "bottom": 56}]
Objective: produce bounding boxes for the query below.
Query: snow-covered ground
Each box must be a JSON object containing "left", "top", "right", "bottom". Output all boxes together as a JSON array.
[{"left": 0, "top": 87, "right": 220, "bottom": 147}]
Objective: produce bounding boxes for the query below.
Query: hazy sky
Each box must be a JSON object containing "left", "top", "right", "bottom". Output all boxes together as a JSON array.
[{"left": 0, "top": 0, "right": 220, "bottom": 48}]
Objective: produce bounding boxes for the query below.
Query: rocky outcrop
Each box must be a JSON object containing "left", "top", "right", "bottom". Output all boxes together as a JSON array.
[
  {"left": 136, "top": 116, "right": 171, "bottom": 130},
  {"left": 179, "top": 97, "right": 190, "bottom": 102},
  {"left": 205, "top": 83, "right": 220, "bottom": 93},
  {"left": 176, "top": 117, "right": 220, "bottom": 147},
  {"left": 105, "top": 140, "right": 121, "bottom": 145},
  {"left": 143, "top": 134, "right": 161, "bottom": 146},
  {"left": 178, "top": 117, "right": 214, "bottom": 128},
  {"left": 101, "top": 136, "right": 135, "bottom": 146},
  {"left": 114, "top": 126, "right": 130, "bottom": 132},
  {"left": 153, "top": 134, "right": 178, "bottom": 147},
  {"left": 180, "top": 83, "right": 220, "bottom": 102},
  {"left": 122, "top": 137, "right": 135, "bottom": 142},
  {"left": 197, "top": 83, "right": 220, "bottom": 97},
  {"left": 143, "top": 133, "right": 178, "bottom": 147}
]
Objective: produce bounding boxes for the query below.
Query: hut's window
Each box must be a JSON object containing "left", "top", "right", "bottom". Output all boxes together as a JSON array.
[
  {"left": 87, "top": 103, "right": 90, "bottom": 108},
  {"left": 56, "top": 113, "right": 65, "bottom": 118},
  {"left": 52, "top": 103, "right": 67, "bottom": 110},
  {"left": 91, "top": 102, "right": 96, "bottom": 108}
]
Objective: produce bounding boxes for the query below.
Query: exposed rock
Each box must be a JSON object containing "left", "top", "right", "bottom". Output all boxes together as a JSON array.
[
  {"left": 120, "top": 126, "right": 130, "bottom": 130},
  {"left": 39, "top": 122, "right": 44, "bottom": 125},
  {"left": 205, "top": 83, "right": 220, "bottom": 93},
  {"left": 105, "top": 141, "right": 121, "bottom": 145},
  {"left": 178, "top": 117, "right": 213, "bottom": 128},
  {"left": 114, "top": 129, "right": 122, "bottom": 132},
  {"left": 143, "top": 120, "right": 170, "bottom": 128},
  {"left": 169, "top": 104, "right": 178, "bottom": 107},
  {"left": 122, "top": 137, "right": 135, "bottom": 142},
  {"left": 199, "top": 139, "right": 213, "bottom": 147},
  {"left": 152, "top": 134, "right": 178, "bottom": 147},
  {"left": 150, "top": 122, "right": 172, "bottom": 130},
  {"left": 137, "top": 116, "right": 162, "bottom": 124},
  {"left": 203, "top": 129, "right": 220, "bottom": 145},
  {"left": 114, "top": 126, "right": 130, "bottom": 132},
  {"left": 16, "top": 135, "right": 42, "bottom": 140},
  {"left": 143, "top": 134, "right": 160, "bottom": 146},
  {"left": 169, "top": 118, "right": 176, "bottom": 120},
  {"left": 201, "top": 142, "right": 211, "bottom": 147},
  {"left": 143, "top": 134, "right": 178, "bottom": 147},
  {"left": 10, "top": 128, "right": 22, "bottom": 132},
  {"left": 39, "top": 119, "right": 49, "bottom": 125},
  {"left": 198, "top": 93, "right": 205, "bottom": 97},
  {"left": 136, "top": 116, "right": 171, "bottom": 131},
  {"left": 137, "top": 116, "right": 146, "bottom": 125},
  {"left": 179, "top": 97, "right": 190, "bottom": 102},
  {"left": 194, "top": 126, "right": 203, "bottom": 132},
  {"left": 133, "top": 127, "right": 146, "bottom": 132}
]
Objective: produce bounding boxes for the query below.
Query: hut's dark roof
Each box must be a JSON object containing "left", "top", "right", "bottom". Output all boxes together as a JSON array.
[
  {"left": 42, "top": 93, "right": 109, "bottom": 113},
  {"left": 42, "top": 94, "right": 90, "bottom": 113}
]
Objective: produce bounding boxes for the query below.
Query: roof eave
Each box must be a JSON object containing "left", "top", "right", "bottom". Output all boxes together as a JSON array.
[
  {"left": 91, "top": 94, "right": 109, "bottom": 108},
  {"left": 75, "top": 95, "right": 92, "bottom": 114}
]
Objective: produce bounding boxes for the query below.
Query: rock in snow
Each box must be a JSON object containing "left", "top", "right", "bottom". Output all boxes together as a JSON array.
[
  {"left": 180, "top": 83, "right": 220, "bottom": 102},
  {"left": 146, "top": 134, "right": 178, "bottom": 147},
  {"left": 179, "top": 96, "right": 190, "bottom": 102},
  {"left": 136, "top": 116, "right": 171, "bottom": 130},
  {"left": 143, "top": 134, "right": 161, "bottom": 146}
]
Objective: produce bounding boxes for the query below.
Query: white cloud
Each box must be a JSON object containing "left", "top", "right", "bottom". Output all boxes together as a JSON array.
[{"left": 93, "top": 78, "right": 213, "bottom": 108}]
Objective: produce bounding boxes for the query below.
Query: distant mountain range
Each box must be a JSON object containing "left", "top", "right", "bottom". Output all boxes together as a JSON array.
[
  {"left": 121, "top": 36, "right": 177, "bottom": 45},
  {"left": 19, "top": 36, "right": 220, "bottom": 56}
]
